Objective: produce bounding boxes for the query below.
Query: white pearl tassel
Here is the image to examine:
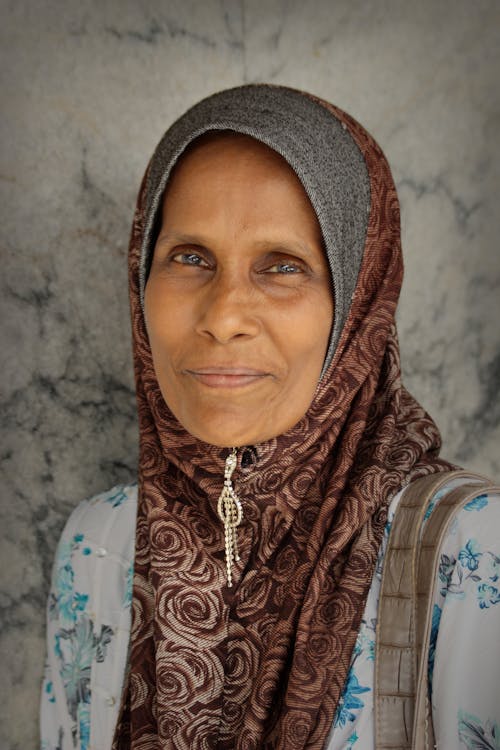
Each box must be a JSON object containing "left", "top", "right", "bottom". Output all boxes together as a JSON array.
[{"left": 217, "top": 448, "right": 243, "bottom": 587}]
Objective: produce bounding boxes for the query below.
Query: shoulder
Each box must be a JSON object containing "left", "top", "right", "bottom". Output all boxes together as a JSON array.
[
  {"left": 54, "top": 483, "right": 138, "bottom": 561},
  {"left": 378, "top": 475, "right": 500, "bottom": 579},
  {"left": 387, "top": 473, "right": 500, "bottom": 530},
  {"left": 49, "top": 483, "right": 138, "bottom": 618},
  {"left": 385, "top": 473, "right": 500, "bottom": 615},
  {"left": 433, "top": 484, "right": 500, "bottom": 609}
]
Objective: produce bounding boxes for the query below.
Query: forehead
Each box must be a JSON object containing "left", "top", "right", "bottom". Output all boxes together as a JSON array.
[
  {"left": 164, "top": 131, "right": 298, "bottom": 191},
  {"left": 158, "top": 132, "right": 324, "bottom": 247}
]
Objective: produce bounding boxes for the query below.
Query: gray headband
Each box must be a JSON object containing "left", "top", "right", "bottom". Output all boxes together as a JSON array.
[{"left": 140, "top": 85, "right": 370, "bottom": 372}]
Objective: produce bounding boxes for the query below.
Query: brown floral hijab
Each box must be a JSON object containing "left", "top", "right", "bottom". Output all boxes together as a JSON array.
[{"left": 113, "top": 86, "right": 450, "bottom": 749}]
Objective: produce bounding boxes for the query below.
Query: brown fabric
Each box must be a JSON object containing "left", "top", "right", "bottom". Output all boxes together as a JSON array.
[{"left": 113, "top": 90, "right": 451, "bottom": 750}]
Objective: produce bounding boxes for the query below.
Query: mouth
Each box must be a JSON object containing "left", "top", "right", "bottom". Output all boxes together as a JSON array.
[{"left": 184, "top": 367, "right": 271, "bottom": 389}]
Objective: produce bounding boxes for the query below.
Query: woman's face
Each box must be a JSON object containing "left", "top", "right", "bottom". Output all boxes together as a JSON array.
[{"left": 145, "top": 134, "right": 333, "bottom": 447}]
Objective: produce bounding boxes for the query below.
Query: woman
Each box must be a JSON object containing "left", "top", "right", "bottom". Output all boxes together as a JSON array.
[{"left": 41, "top": 85, "right": 500, "bottom": 750}]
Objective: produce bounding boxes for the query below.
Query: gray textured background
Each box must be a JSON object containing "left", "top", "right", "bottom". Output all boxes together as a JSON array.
[{"left": 1, "top": 1, "right": 499, "bottom": 748}]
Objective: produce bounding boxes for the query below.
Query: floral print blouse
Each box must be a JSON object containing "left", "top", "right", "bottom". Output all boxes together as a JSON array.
[{"left": 40, "top": 478, "right": 500, "bottom": 750}]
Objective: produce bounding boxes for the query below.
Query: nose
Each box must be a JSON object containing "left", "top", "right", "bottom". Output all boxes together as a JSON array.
[{"left": 195, "top": 270, "right": 262, "bottom": 344}]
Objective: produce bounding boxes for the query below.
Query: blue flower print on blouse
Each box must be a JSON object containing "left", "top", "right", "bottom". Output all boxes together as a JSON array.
[
  {"left": 477, "top": 583, "right": 500, "bottom": 609},
  {"left": 428, "top": 603, "right": 442, "bottom": 691},
  {"left": 57, "top": 615, "right": 113, "bottom": 722},
  {"left": 45, "top": 679, "right": 56, "bottom": 704},
  {"left": 123, "top": 560, "right": 134, "bottom": 608},
  {"left": 458, "top": 709, "right": 500, "bottom": 749},
  {"left": 464, "top": 494, "right": 489, "bottom": 512},
  {"left": 78, "top": 703, "right": 90, "bottom": 750},
  {"left": 439, "top": 538, "right": 481, "bottom": 599},
  {"left": 486, "top": 553, "right": 500, "bottom": 583},
  {"left": 458, "top": 539, "right": 482, "bottom": 572},
  {"left": 104, "top": 487, "right": 128, "bottom": 508},
  {"left": 439, "top": 532, "right": 500, "bottom": 611},
  {"left": 334, "top": 665, "right": 370, "bottom": 728},
  {"left": 439, "top": 552, "right": 463, "bottom": 598},
  {"left": 49, "top": 535, "right": 89, "bottom": 626}
]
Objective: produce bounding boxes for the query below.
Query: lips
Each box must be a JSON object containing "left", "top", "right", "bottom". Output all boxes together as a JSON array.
[{"left": 184, "top": 366, "right": 270, "bottom": 389}]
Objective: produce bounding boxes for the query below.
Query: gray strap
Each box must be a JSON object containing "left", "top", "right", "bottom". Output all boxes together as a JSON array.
[{"left": 375, "top": 470, "right": 489, "bottom": 750}]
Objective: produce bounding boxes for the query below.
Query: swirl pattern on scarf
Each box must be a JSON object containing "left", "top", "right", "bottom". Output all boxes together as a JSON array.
[{"left": 113, "top": 89, "right": 451, "bottom": 750}]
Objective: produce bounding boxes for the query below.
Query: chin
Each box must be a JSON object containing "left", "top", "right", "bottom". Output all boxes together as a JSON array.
[
  {"left": 181, "top": 409, "right": 270, "bottom": 449},
  {"left": 170, "top": 398, "right": 302, "bottom": 448}
]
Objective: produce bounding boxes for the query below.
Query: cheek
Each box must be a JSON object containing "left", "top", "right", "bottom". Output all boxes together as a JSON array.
[
  {"left": 280, "top": 294, "right": 333, "bottom": 371},
  {"left": 144, "top": 281, "right": 192, "bottom": 362},
  {"left": 262, "top": 296, "right": 332, "bottom": 436}
]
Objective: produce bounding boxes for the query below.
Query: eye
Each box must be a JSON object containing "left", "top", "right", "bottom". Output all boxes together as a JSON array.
[
  {"left": 264, "top": 260, "right": 304, "bottom": 274},
  {"left": 171, "top": 251, "right": 210, "bottom": 268}
]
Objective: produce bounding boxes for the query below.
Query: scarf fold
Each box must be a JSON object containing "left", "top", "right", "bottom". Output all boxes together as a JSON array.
[{"left": 113, "top": 85, "right": 450, "bottom": 750}]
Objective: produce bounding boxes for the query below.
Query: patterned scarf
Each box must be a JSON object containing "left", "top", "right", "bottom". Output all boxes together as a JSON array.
[{"left": 113, "top": 89, "right": 449, "bottom": 750}]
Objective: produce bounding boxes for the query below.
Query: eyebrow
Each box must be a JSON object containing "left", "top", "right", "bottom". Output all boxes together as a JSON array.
[
  {"left": 155, "top": 230, "right": 321, "bottom": 261},
  {"left": 156, "top": 230, "right": 208, "bottom": 247}
]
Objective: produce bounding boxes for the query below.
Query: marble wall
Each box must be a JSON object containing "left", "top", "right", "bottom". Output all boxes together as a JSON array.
[{"left": 1, "top": 1, "right": 499, "bottom": 747}]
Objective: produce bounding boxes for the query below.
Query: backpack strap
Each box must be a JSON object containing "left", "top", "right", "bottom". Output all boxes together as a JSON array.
[{"left": 375, "top": 469, "right": 491, "bottom": 750}]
